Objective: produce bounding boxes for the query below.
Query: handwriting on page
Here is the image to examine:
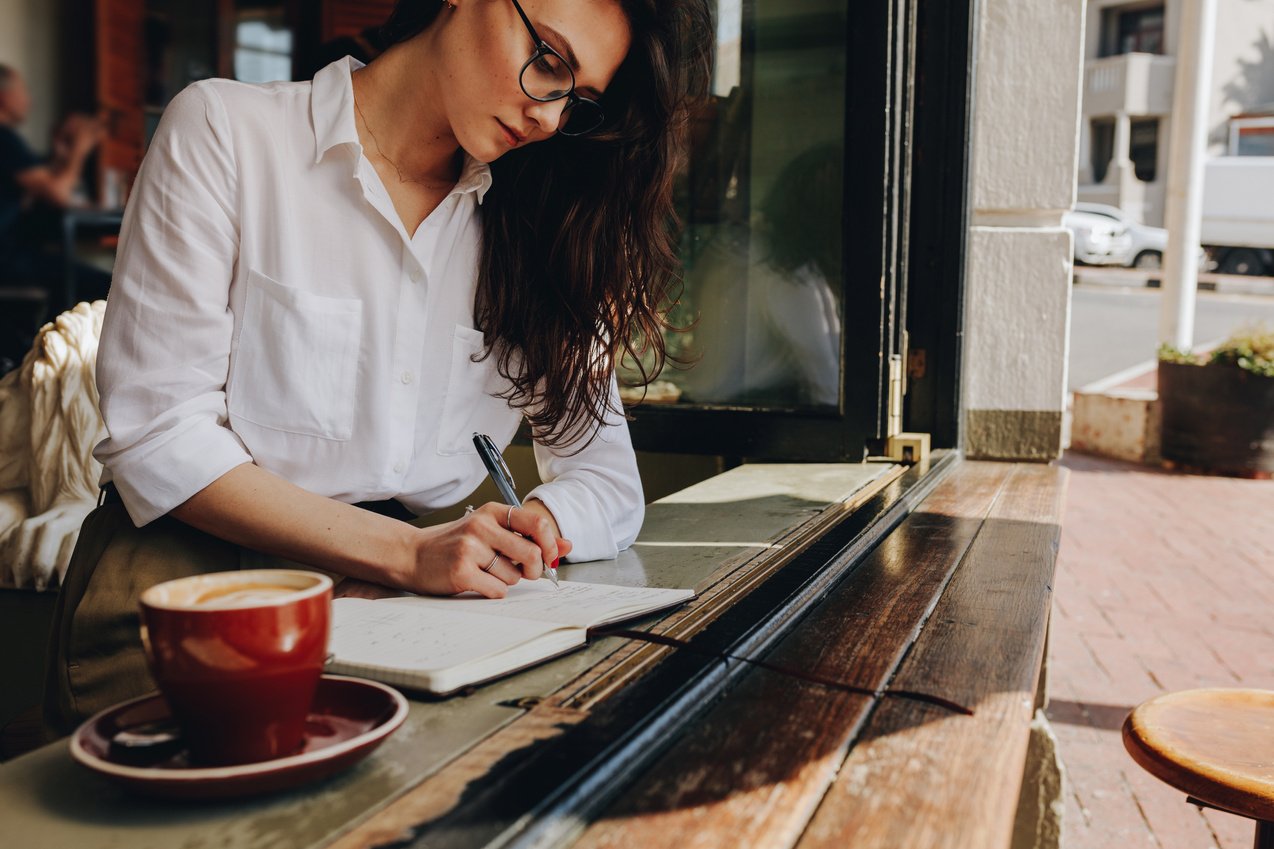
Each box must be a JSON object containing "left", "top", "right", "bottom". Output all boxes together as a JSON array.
[
  {"left": 379, "top": 580, "right": 691, "bottom": 628},
  {"left": 331, "top": 600, "right": 565, "bottom": 669}
]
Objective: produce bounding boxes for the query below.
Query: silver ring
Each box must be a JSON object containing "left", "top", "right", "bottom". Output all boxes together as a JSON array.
[
  {"left": 464, "top": 505, "right": 475, "bottom": 516},
  {"left": 505, "top": 506, "right": 514, "bottom": 529},
  {"left": 482, "top": 553, "right": 500, "bottom": 573}
]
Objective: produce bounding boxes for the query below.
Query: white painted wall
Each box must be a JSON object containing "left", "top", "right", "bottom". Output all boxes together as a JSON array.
[
  {"left": 1208, "top": 0, "right": 1274, "bottom": 151},
  {"left": 0, "top": 0, "right": 62, "bottom": 151},
  {"left": 962, "top": 0, "right": 1084, "bottom": 458}
]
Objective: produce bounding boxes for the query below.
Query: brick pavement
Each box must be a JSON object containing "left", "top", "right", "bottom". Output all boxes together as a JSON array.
[{"left": 1048, "top": 451, "right": 1274, "bottom": 849}]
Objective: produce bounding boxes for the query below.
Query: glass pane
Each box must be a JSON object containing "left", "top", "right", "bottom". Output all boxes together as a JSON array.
[
  {"left": 1090, "top": 119, "right": 1114, "bottom": 184},
  {"left": 1130, "top": 118, "right": 1158, "bottom": 182},
  {"left": 1100, "top": 5, "right": 1164, "bottom": 56},
  {"left": 1118, "top": 7, "right": 1164, "bottom": 55},
  {"left": 234, "top": 16, "right": 293, "bottom": 84},
  {"left": 622, "top": 0, "right": 847, "bottom": 411}
]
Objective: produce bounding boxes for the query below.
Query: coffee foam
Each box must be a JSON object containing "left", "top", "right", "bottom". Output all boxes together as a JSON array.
[
  {"left": 189, "top": 583, "right": 304, "bottom": 609},
  {"left": 142, "top": 569, "right": 331, "bottom": 611}
]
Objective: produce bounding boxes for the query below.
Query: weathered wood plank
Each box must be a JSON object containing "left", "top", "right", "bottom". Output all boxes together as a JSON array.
[
  {"left": 558, "top": 464, "right": 906, "bottom": 711},
  {"left": 795, "top": 461, "right": 1068, "bottom": 849},
  {"left": 567, "top": 460, "right": 1017, "bottom": 849},
  {"left": 321, "top": 465, "right": 905, "bottom": 849},
  {"left": 325, "top": 704, "right": 588, "bottom": 849},
  {"left": 0, "top": 462, "right": 913, "bottom": 849}
]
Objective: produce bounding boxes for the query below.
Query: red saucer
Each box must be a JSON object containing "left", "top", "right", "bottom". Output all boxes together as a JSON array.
[{"left": 70, "top": 675, "right": 408, "bottom": 799}]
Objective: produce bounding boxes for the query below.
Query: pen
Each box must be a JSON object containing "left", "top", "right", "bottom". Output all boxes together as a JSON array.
[{"left": 472, "top": 432, "right": 559, "bottom": 588}]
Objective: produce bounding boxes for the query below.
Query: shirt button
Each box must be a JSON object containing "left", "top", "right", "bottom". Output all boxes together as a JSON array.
[
  {"left": 393, "top": 460, "right": 406, "bottom": 474},
  {"left": 409, "top": 268, "right": 423, "bottom": 284},
  {"left": 400, "top": 370, "right": 414, "bottom": 385}
]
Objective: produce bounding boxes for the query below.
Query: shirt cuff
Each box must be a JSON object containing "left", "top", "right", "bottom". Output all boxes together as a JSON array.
[
  {"left": 104, "top": 418, "right": 253, "bottom": 527},
  {"left": 524, "top": 479, "right": 620, "bottom": 563}
]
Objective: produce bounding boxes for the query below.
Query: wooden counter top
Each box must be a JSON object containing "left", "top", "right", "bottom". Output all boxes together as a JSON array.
[{"left": 1, "top": 461, "right": 904, "bottom": 849}]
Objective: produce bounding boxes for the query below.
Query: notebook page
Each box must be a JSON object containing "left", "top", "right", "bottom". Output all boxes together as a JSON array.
[
  {"left": 330, "top": 598, "right": 569, "bottom": 673},
  {"left": 375, "top": 580, "right": 695, "bottom": 629}
]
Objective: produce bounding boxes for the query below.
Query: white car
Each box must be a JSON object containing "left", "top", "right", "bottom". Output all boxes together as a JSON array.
[{"left": 1064, "top": 202, "right": 1167, "bottom": 269}]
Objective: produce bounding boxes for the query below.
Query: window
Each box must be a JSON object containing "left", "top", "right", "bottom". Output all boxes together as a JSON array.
[
  {"left": 1130, "top": 118, "right": 1158, "bottom": 181},
  {"left": 234, "top": 7, "right": 293, "bottom": 84},
  {"left": 612, "top": 0, "right": 970, "bottom": 460},
  {"left": 1100, "top": 5, "right": 1164, "bottom": 57},
  {"left": 619, "top": 2, "right": 847, "bottom": 412},
  {"left": 1090, "top": 118, "right": 1115, "bottom": 184},
  {"left": 1229, "top": 117, "right": 1274, "bottom": 156}
]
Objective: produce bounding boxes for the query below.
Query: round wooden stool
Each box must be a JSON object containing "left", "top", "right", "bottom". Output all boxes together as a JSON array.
[{"left": 1124, "top": 689, "right": 1274, "bottom": 849}]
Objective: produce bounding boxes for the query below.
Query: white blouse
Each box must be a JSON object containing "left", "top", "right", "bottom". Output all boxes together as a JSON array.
[{"left": 94, "top": 57, "right": 644, "bottom": 562}]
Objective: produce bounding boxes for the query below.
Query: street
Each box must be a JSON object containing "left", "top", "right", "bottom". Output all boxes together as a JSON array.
[{"left": 1068, "top": 281, "right": 1274, "bottom": 391}]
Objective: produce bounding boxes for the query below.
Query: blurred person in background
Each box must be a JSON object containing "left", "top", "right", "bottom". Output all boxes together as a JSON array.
[{"left": 0, "top": 64, "right": 110, "bottom": 372}]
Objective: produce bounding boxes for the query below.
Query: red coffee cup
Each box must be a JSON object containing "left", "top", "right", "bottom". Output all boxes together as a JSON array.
[{"left": 139, "top": 569, "right": 332, "bottom": 766}]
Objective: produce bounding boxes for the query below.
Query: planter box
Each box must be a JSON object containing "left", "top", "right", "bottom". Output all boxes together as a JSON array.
[{"left": 1158, "top": 361, "right": 1274, "bottom": 475}]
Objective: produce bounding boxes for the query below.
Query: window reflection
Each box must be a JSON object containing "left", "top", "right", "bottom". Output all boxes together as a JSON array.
[{"left": 622, "top": 1, "right": 846, "bottom": 411}]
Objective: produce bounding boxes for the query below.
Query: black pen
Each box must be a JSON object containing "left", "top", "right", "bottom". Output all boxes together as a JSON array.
[{"left": 472, "top": 432, "right": 559, "bottom": 588}]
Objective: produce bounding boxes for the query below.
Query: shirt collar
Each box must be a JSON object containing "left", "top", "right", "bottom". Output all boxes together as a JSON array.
[
  {"left": 311, "top": 56, "right": 493, "bottom": 205},
  {"left": 455, "top": 152, "right": 494, "bottom": 205},
  {"left": 311, "top": 56, "right": 363, "bottom": 165}
]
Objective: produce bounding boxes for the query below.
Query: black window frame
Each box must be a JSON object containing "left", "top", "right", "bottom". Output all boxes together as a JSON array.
[{"left": 621, "top": 0, "right": 973, "bottom": 461}]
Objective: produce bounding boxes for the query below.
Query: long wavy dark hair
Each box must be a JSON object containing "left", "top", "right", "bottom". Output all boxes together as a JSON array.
[{"left": 379, "top": 0, "right": 712, "bottom": 447}]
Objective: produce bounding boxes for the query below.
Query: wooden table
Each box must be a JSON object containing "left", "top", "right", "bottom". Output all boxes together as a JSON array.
[{"left": 0, "top": 456, "right": 1067, "bottom": 849}]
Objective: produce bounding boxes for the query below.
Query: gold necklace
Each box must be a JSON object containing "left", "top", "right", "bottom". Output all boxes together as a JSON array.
[{"left": 353, "top": 95, "right": 453, "bottom": 188}]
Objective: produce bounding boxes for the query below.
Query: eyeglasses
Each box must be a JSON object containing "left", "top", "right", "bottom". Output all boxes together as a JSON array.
[{"left": 508, "top": 0, "right": 605, "bottom": 137}]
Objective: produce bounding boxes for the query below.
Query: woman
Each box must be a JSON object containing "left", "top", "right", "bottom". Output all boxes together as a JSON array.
[{"left": 42, "top": 0, "right": 711, "bottom": 732}]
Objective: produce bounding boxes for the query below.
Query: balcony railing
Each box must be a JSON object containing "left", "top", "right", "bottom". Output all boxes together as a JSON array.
[{"left": 1083, "top": 53, "right": 1176, "bottom": 117}]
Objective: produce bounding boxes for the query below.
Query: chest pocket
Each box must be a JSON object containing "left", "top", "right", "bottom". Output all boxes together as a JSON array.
[
  {"left": 228, "top": 269, "right": 363, "bottom": 440},
  {"left": 436, "top": 325, "right": 521, "bottom": 456}
]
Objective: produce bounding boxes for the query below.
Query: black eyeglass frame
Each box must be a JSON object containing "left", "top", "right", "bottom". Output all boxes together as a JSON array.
[{"left": 508, "top": 0, "right": 605, "bottom": 136}]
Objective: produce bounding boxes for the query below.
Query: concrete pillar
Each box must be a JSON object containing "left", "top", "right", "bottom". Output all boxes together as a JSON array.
[
  {"left": 1159, "top": 0, "right": 1217, "bottom": 350},
  {"left": 962, "top": 0, "right": 1084, "bottom": 461},
  {"left": 1113, "top": 112, "right": 1132, "bottom": 171},
  {"left": 1108, "top": 111, "right": 1138, "bottom": 205}
]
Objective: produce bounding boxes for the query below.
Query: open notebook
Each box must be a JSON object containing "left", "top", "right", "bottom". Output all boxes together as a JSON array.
[{"left": 327, "top": 580, "right": 695, "bottom": 695}]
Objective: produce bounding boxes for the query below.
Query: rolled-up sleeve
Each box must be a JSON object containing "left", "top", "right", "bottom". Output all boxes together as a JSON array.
[
  {"left": 94, "top": 81, "right": 252, "bottom": 526},
  {"left": 524, "top": 374, "right": 645, "bottom": 562}
]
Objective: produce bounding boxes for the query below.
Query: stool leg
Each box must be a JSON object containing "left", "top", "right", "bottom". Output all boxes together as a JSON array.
[{"left": 1256, "top": 820, "right": 1274, "bottom": 849}]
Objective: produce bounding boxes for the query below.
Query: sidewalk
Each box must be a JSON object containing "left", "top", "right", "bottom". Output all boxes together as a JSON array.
[{"left": 1048, "top": 451, "right": 1274, "bottom": 848}]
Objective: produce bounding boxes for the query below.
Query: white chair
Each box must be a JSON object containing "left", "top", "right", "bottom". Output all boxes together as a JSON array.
[{"left": 0, "top": 301, "right": 108, "bottom": 591}]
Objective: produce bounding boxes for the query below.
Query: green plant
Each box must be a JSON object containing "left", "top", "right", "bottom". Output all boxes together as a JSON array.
[
  {"left": 1210, "top": 325, "right": 1274, "bottom": 377},
  {"left": 1157, "top": 343, "right": 1198, "bottom": 364},
  {"left": 1157, "top": 325, "right": 1274, "bottom": 377}
]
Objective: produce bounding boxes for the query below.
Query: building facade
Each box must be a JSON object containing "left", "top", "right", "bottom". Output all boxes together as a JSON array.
[{"left": 1078, "top": 0, "right": 1274, "bottom": 227}]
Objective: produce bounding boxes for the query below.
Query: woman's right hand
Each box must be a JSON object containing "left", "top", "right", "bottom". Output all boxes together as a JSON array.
[
  {"left": 406, "top": 503, "right": 572, "bottom": 598},
  {"left": 169, "top": 465, "right": 571, "bottom": 602}
]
